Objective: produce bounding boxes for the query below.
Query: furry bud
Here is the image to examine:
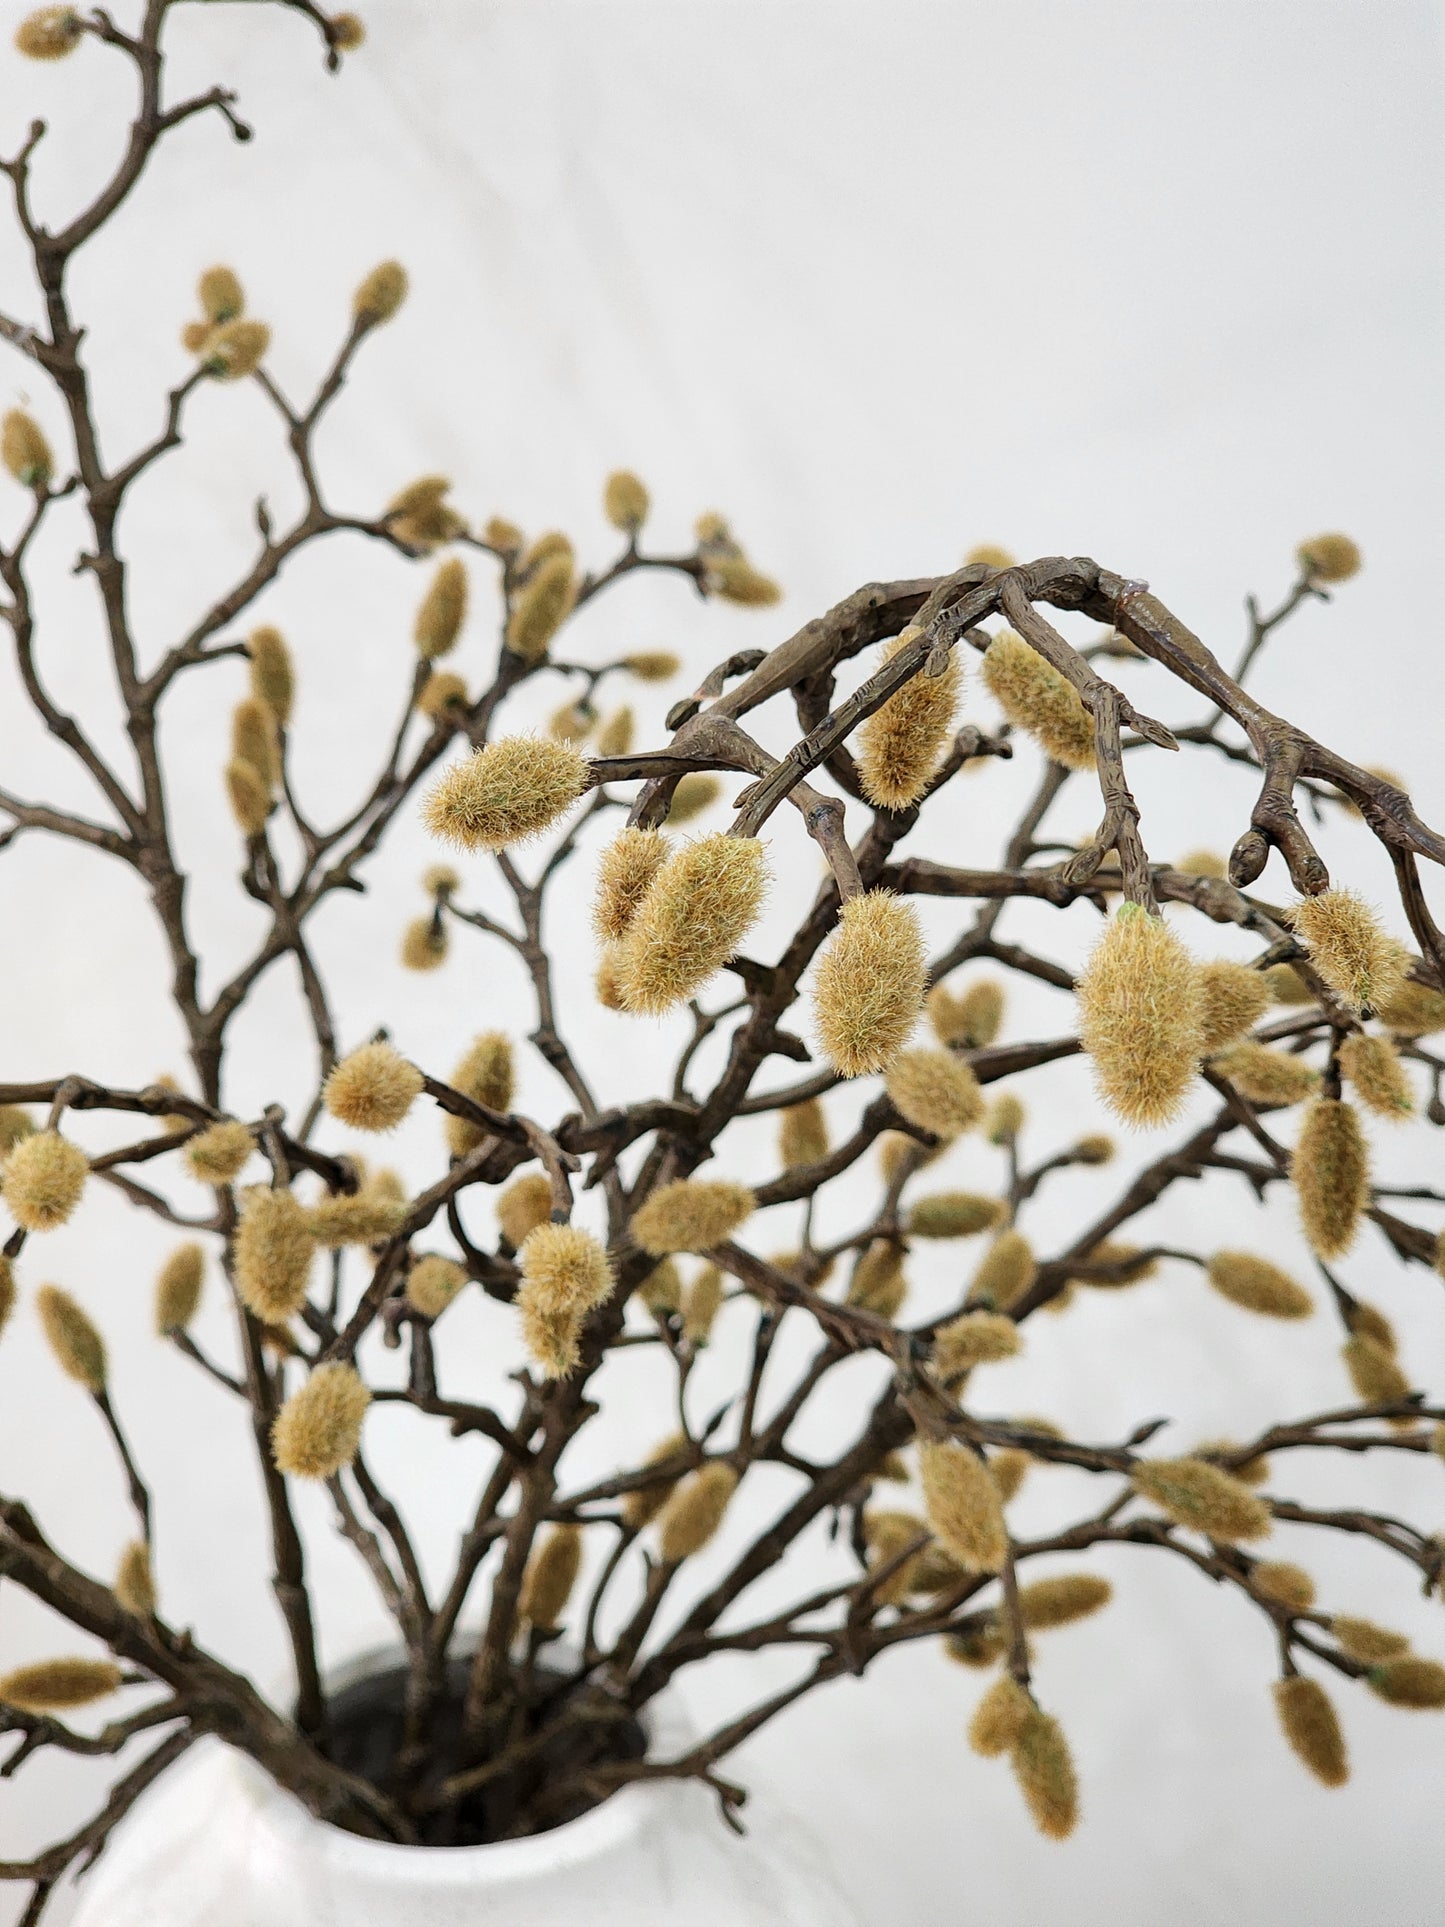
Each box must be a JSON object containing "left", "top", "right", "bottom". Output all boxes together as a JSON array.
[
  {"left": 1206, "top": 1251, "right": 1313, "bottom": 1320},
  {"left": 225, "top": 759, "right": 270, "bottom": 835},
  {"left": 1366, "top": 1657, "right": 1445, "bottom": 1708},
  {"left": 1131, "top": 1456, "right": 1272, "bottom": 1542},
  {"left": 1211, "top": 1040, "right": 1319, "bottom": 1107},
  {"left": 984, "top": 1093, "right": 1025, "bottom": 1145},
  {"left": 155, "top": 1243, "right": 205, "bottom": 1333},
  {"left": 1017, "top": 1573, "right": 1112, "bottom": 1630},
  {"left": 705, "top": 553, "right": 781, "bottom": 606},
  {"left": 1288, "top": 890, "right": 1405, "bottom": 1012},
  {"left": 928, "top": 977, "right": 1004, "bottom": 1050},
  {"left": 1342, "top": 1333, "right": 1411, "bottom": 1407},
  {"left": 271, "top": 1362, "right": 370, "bottom": 1479},
  {"left": 965, "top": 543, "right": 1014, "bottom": 570},
  {"left": 682, "top": 1263, "right": 725, "bottom": 1345},
  {"left": 622, "top": 1432, "right": 689, "bottom": 1530},
  {"left": 405, "top": 1254, "right": 466, "bottom": 1319},
  {"left": 115, "top": 1541, "right": 156, "bottom": 1617},
  {"left": 633, "top": 1178, "right": 754, "bottom": 1256},
  {"left": 3, "top": 1131, "right": 88, "bottom": 1231},
  {"left": 197, "top": 266, "right": 245, "bottom": 323},
  {"left": 305, "top": 1191, "right": 407, "bottom": 1248},
  {"left": 1077, "top": 904, "right": 1203, "bottom": 1127},
  {"left": 594, "top": 828, "right": 670, "bottom": 942},
  {"left": 2, "top": 409, "right": 53, "bottom": 488},
  {"left": 1293, "top": 1097, "right": 1369, "bottom": 1259},
  {"left": 519, "top": 1299, "right": 584, "bottom": 1380},
  {"left": 813, "top": 891, "right": 926, "bottom": 1077},
  {"left": 417, "top": 670, "right": 468, "bottom": 721},
  {"left": 330, "top": 12, "right": 365, "bottom": 52},
  {"left": 864, "top": 1509, "right": 926, "bottom": 1604},
  {"left": 982, "top": 628, "right": 1095, "bottom": 770},
  {"left": 519, "top": 1524, "right": 583, "bottom": 1629},
  {"left": 36, "top": 1284, "right": 105, "bottom": 1391},
  {"left": 595, "top": 706, "right": 634, "bottom": 758},
  {"left": 1072, "top": 1133, "right": 1115, "bottom": 1165},
  {"left": 1177, "top": 848, "right": 1228, "bottom": 879},
  {"left": 414, "top": 556, "right": 468, "bottom": 659},
  {"left": 885, "top": 1047, "right": 984, "bottom": 1141},
  {"left": 234, "top": 1187, "right": 313, "bottom": 1320},
  {"left": 778, "top": 1097, "right": 829, "bottom": 1170},
  {"left": 231, "top": 697, "right": 279, "bottom": 791},
  {"left": 423, "top": 864, "right": 460, "bottom": 897},
  {"left": 1011, "top": 1705, "right": 1079, "bottom": 1839},
  {"left": 967, "top": 1229, "right": 1036, "bottom": 1311},
  {"left": 1374, "top": 974, "right": 1445, "bottom": 1038},
  {"left": 657, "top": 1461, "right": 738, "bottom": 1562},
  {"left": 203, "top": 318, "right": 270, "bottom": 380},
  {"left": 666, "top": 774, "right": 721, "bottom": 825},
  {"left": 423, "top": 737, "right": 589, "bottom": 850},
  {"left": 1333, "top": 1616, "right": 1410, "bottom": 1664},
  {"left": 387, "top": 475, "right": 462, "bottom": 550},
  {"left": 324, "top": 1042, "right": 423, "bottom": 1133},
  {"left": 969, "top": 1675, "right": 1032, "bottom": 1757},
  {"left": 0, "top": 1658, "right": 122, "bottom": 1712},
  {"left": 0, "top": 1106, "right": 35, "bottom": 1152},
  {"left": 1253, "top": 1561, "right": 1317, "bottom": 1610},
  {"left": 622, "top": 650, "right": 681, "bottom": 682},
  {"left": 1296, "top": 533, "right": 1361, "bottom": 583},
  {"left": 1197, "top": 961, "right": 1271, "bottom": 1050},
  {"left": 930, "top": 1310, "right": 1021, "bottom": 1375},
  {"left": 1339, "top": 1033, "right": 1413, "bottom": 1119},
  {"left": 518, "top": 1223, "right": 613, "bottom": 1318},
  {"left": 353, "top": 259, "right": 407, "bottom": 326},
  {"left": 603, "top": 470, "right": 650, "bottom": 534},
  {"left": 638, "top": 1257, "right": 682, "bottom": 1317},
  {"left": 907, "top": 1191, "right": 1005, "bottom": 1240},
  {"left": 400, "top": 915, "right": 447, "bottom": 971},
  {"left": 15, "top": 8, "right": 84, "bottom": 59},
  {"left": 496, "top": 1170, "right": 551, "bottom": 1249},
  {"left": 445, "top": 1031, "right": 515, "bottom": 1157},
  {"left": 856, "top": 630, "right": 962, "bottom": 809},
  {"left": 247, "top": 626, "right": 293, "bottom": 725},
  {"left": 1273, "top": 1676, "right": 1348, "bottom": 1787},
  {"left": 847, "top": 1241, "right": 907, "bottom": 1321},
  {"left": 185, "top": 1119, "right": 253, "bottom": 1184},
  {"left": 919, "top": 1439, "right": 1009, "bottom": 1573},
  {"left": 619, "top": 835, "right": 767, "bottom": 1013},
  {"left": 506, "top": 551, "right": 575, "bottom": 660},
  {"left": 1263, "top": 963, "right": 1317, "bottom": 1006}
]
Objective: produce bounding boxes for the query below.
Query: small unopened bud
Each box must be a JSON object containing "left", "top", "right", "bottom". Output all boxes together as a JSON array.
[
  {"left": 1375, "top": 973, "right": 1445, "bottom": 1038},
  {"left": 965, "top": 543, "right": 1014, "bottom": 570},
  {"left": 1338, "top": 1032, "right": 1413, "bottom": 1119},
  {"left": 618, "top": 834, "right": 767, "bottom": 1013},
  {"left": 1010, "top": 1704, "right": 1079, "bottom": 1839},
  {"left": 423, "top": 737, "right": 590, "bottom": 850},
  {"left": 3, "top": 1130, "right": 88, "bottom": 1231},
  {"left": 496, "top": 1170, "right": 551, "bottom": 1249},
  {"left": 657, "top": 1461, "right": 738, "bottom": 1562},
  {"left": 982, "top": 629, "right": 1095, "bottom": 770},
  {"left": 405, "top": 1254, "right": 466, "bottom": 1319},
  {"left": 234, "top": 1187, "right": 313, "bottom": 1320},
  {"left": 1333, "top": 1615, "right": 1410, "bottom": 1664},
  {"left": 1071, "top": 1133, "right": 1115, "bottom": 1165},
  {"left": 622, "top": 1432, "right": 690, "bottom": 1529},
  {"left": 1342, "top": 1332, "right": 1411, "bottom": 1407},
  {"left": 638, "top": 1257, "right": 682, "bottom": 1317},
  {"left": 705, "top": 553, "right": 781, "bottom": 607},
  {"left": 115, "top": 1540, "right": 156, "bottom": 1618},
  {"left": 445, "top": 1031, "right": 514, "bottom": 1158},
  {"left": 778, "top": 1097, "right": 829, "bottom": 1171},
  {"left": 352, "top": 259, "right": 407, "bottom": 326},
  {"left": 930, "top": 1310, "right": 1021, "bottom": 1375},
  {"left": 1206, "top": 1250, "right": 1313, "bottom": 1320},
  {"left": 506, "top": 551, "right": 575, "bottom": 661},
  {"left": 1365, "top": 1657, "right": 1445, "bottom": 1708},
  {"left": 1293, "top": 1097, "right": 1369, "bottom": 1259},
  {"left": 324, "top": 1041, "right": 423, "bottom": 1133},
  {"left": 197, "top": 266, "right": 245, "bottom": 324},
  {"left": 856, "top": 630, "right": 962, "bottom": 810},
  {"left": 155, "top": 1243, "right": 205, "bottom": 1333},
  {"left": 906, "top": 1191, "right": 1004, "bottom": 1240},
  {"left": 0, "top": 1658, "right": 122, "bottom": 1713},
  {"left": 271, "top": 1362, "right": 370, "bottom": 1479},
  {"left": 185, "top": 1118, "right": 253, "bottom": 1185},
  {"left": 203, "top": 318, "right": 270, "bottom": 380},
  {"left": 1197, "top": 960, "right": 1271, "bottom": 1050},
  {"left": 417, "top": 669, "right": 469, "bottom": 721},
  {"left": 330, "top": 12, "right": 365, "bottom": 52},
  {"left": 386, "top": 476, "right": 461, "bottom": 550},
  {"left": 2, "top": 409, "right": 53, "bottom": 488},
  {"left": 594, "top": 828, "right": 670, "bottom": 942},
  {"left": 14, "top": 8, "right": 84, "bottom": 60},
  {"left": 1018, "top": 1573, "right": 1112, "bottom": 1629},
  {"left": 1253, "top": 1561, "right": 1316, "bottom": 1610},
  {"left": 1287, "top": 889, "right": 1405, "bottom": 1012},
  {"left": 595, "top": 706, "right": 634, "bottom": 758},
  {"left": 1296, "top": 533, "right": 1361, "bottom": 583},
  {"left": 305, "top": 1191, "right": 407, "bottom": 1249},
  {"left": 967, "top": 1229, "right": 1035, "bottom": 1311},
  {"left": 1077, "top": 904, "right": 1203, "bottom": 1127},
  {"left": 863, "top": 1509, "right": 926, "bottom": 1604},
  {"left": 225, "top": 758, "right": 271, "bottom": 836},
  {"left": 927, "top": 978, "right": 1002, "bottom": 1050},
  {"left": 847, "top": 1241, "right": 907, "bottom": 1321},
  {"left": 919, "top": 1439, "right": 1009, "bottom": 1573},
  {"left": 400, "top": 915, "right": 447, "bottom": 972},
  {"left": 414, "top": 556, "right": 468, "bottom": 659},
  {"left": 666, "top": 773, "right": 722, "bottom": 825},
  {"left": 1177, "top": 848, "right": 1227, "bottom": 878},
  {"left": 1131, "top": 1455, "right": 1272, "bottom": 1542},
  {"left": 633, "top": 1178, "right": 754, "bottom": 1256},
  {"left": 682, "top": 1263, "right": 725, "bottom": 1345},
  {"left": 232, "top": 697, "right": 279, "bottom": 791},
  {"left": 603, "top": 469, "right": 650, "bottom": 534},
  {"left": 1272, "top": 1676, "right": 1348, "bottom": 1788},
  {"left": 622, "top": 650, "right": 681, "bottom": 682},
  {"left": 37, "top": 1283, "right": 105, "bottom": 1391},
  {"left": 519, "top": 1524, "right": 583, "bottom": 1629},
  {"left": 885, "top": 1047, "right": 984, "bottom": 1142},
  {"left": 247, "top": 625, "right": 294, "bottom": 725},
  {"left": 969, "top": 1674, "right": 1032, "bottom": 1757},
  {"left": 1211, "top": 1040, "right": 1319, "bottom": 1107},
  {"left": 0, "top": 1106, "right": 35, "bottom": 1152},
  {"left": 813, "top": 891, "right": 926, "bottom": 1077}
]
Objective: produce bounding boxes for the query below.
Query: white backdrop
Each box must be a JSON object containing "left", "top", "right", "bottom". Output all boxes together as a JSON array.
[{"left": 3, "top": 3, "right": 1445, "bottom": 1923}]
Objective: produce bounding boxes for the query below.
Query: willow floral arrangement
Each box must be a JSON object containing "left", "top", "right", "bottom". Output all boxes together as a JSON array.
[{"left": 4, "top": 5, "right": 1445, "bottom": 1921}]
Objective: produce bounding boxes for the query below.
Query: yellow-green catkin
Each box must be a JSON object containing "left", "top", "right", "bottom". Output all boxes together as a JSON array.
[
  {"left": 1273, "top": 1676, "right": 1348, "bottom": 1787},
  {"left": 14, "top": 8, "right": 85, "bottom": 60},
  {"left": 387, "top": 475, "right": 461, "bottom": 550},
  {"left": 985, "top": 1093, "right": 1025, "bottom": 1145},
  {"left": 1177, "top": 848, "right": 1228, "bottom": 879},
  {"left": 633, "top": 1179, "right": 754, "bottom": 1256},
  {"left": 982, "top": 628, "right": 1096, "bottom": 770},
  {"left": 856, "top": 629, "right": 963, "bottom": 810},
  {"left": 623, "top": 649, "right": 681, "bottom": 682},
  {"left": 1365, "top": 1657, "right": 1445, "bottom": 1708},
  {"left": 657, "top": 1461, "right": 739, "bottom": 1562},
  {"left": 907, "top": 1192, "right": 1004, "bottom": 1240},
  {"left": 401, "top": 915, "right": 448, "bottom": 972},
  {"left": 0, "top": 1658, "right": 122, "bottom": 1713},
  {"left": 778, "top": 1097, "right": 829, "bottom": 1170},
  {"left": 424, "top": 737, "right": 590, "bottom": 851},
  {"left": 666, "top": 774, "right": 722, "bottom": 826},
  {"left": 682, "top": 1263, "right": 725, "bottom": 1346},
  {"left": 0, "top": 1105, "right": 35, "bottom": 1152},
  {"left": 1211, "top": 1040, "right": 1320, "bottom": 1107},
  {"left": 946, "top": 1620, "right": 1010, "bottom": 1669},
  {"left": 204, "top": 318, "right": 270, "bottom": 380},
  {"left": 1342, "top": 1332, "right": 1411, "bottom": 1407},
  {"left": 518, "top": 1224, "right": 613, "bottom": 1323},
  {"left": 1332, "top": 1615, "right": 1410, "bottom": 1664},
  {"left": 1206, "top": 1251, "right": 1313, "bottom": 1320},
  {"left": 930, "top": 1310, "right": 1021, "bottom": 1376},
  {"left": 155, "top": 1243, "right": 205, "bottom": 1334},
  {"left": 519, "top": 1297, "right": 585, "bottom": 1380},
  {"left": 1197, "top": 961, "right": 1271, "bottom": 1050},
  {"left": 547, "top": 700, "right": 592, "bottom": 745},
  {"left": 185, "top": 1118, "right": 254, "bottom": 1185},
  {"left": 248, "top": 625, "right": 293, "bottom": 726},
  {"left": 1375, "top": 974, "right": 1445, "bottom": 1038},
  {"left": 969, "top": 1675, "right": 1033, "bottom": 1757},
  {"left": 594, "top": 828, "right": 671, "bottom": 942},
  {"left": 919, "top": 1439, "right": 1009, "bottom": 1573},
  {"left": 603, "top": 469, "right": 650, "bottom": 535},
  {"left": 405, "top": 1254, "right": 466, "bottom": 1319},
  {"left": 324, "top": 1042, "right": 423, "bottom": 1133},
  {"left": 234, "top": 1187, "right": 313, "bottom": 1321},
  {"left": 231, "top": 695, "right": 279, "bottom": 792},
  {"left": 704, "top": 550, "right": 781, "bottom": 607},
  {"left": 619, "top": 834, "right": 767, "bottom": 1013},
  {"left": 1072, "top": 1133, "right": 1115, "bottom": 1165},
  {"left": 1338, "top": 1033, "right": 1413, "bottom": 1119},
  {"left": 1253, "top": 1561, "right": 1317, "bottom": 1610},
  {"left": 1297, "top": 533, "right": 1361, "bottom": 583},
  {"left": 847, "top": 1241, "right": 907, "bottom": 1321},
  {"left": 36, "top": 1284, "right": 105, "bottom": 1392},
  {"left": 115, "top": 1540, "right": 156, "bottom": 1618},
  {"left": 413, "top": 556, "right": 467, "bottom": 660},
  {"left": 1076, "top": 904, "right": 1204, "bottom": 1127},
  {"left": 2, "top": 1130, "right": 88, "bottom": 1231},
  {"left": 226, "top": 746, "right": 273, "bottom": 836},
  {"left": 1010, "top": 1705, "right": 1080, "bottom": 1839},
  {"left": 968, "top": 1230, "right": 1036, "bottom": 1312},
  {"left": 306, "top": 1189, "right": 406, "bottom": 1249},
  {"left": 813, "top": 891, "right": 927, "bottom": 1077},
  {"left": 595, "top": 706, "right": 634, "bottom": 758},
  {"left": 1017, "top": 1573, "right": 1112, "bottom": 1630},
  {"left": 352, "top": 259, "right": 408, "bottom": 326},
  {"left": 622, "top": 1432, "right": 690, "bottom": 1530},
  {"left": 928, "top": 977, "right": 1004, "bottom": 1050},
  {"left": 885, "top": 1047, "right": 984, "bottom": 1140},
  {"left": 506, "top": 550, "right": 575, "bottom": 660},
  {"left": 864, "top": 1510, "right": 926, "bottom": 1604},
  {"left": 638, "top": 1257, "right": 682, "bottom": 1317},
  {"left": 878, "top": 1130, "right": 941, "bottom": 1185},
  {"left": 1293, "top": 1097, "right": 1369, "bottom": 1260},
  {"left": 271, "top": 1363, "right": 371, "bottom": 1480},
  {"left": 445, "top": 1031, "right": 515, "bottom": 1157},
  {"left": 2, "top": 408, "right": 53, "bottom": 487},
  {"left": 519, "top": 1524, "right": 583, "bottom": 1629},
  {"left": 497, "top": 1170, "right": 552, "bottom": 1249},
  {"left": 417, "top": 670, "right": 469, "bottom": 722},
  {"left": 1288, "top": 890, "right": 1405, "bottom": 1012},
  {"left": 1131, "top": 1456, "right": 1272, "bottom": 1543},
  {"left": 198, "top": 265, "right": 245, "bottom": 323},
  {"left": 1264, "top": 962, "right": 1317, "bottom": 1007},
  {"left": 965, "top": 543, "right": 1015, "bottom": 571}
]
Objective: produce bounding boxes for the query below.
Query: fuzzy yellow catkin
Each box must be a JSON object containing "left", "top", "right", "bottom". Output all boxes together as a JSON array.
[
  {"left": 619, "top": 834, "right": 767, "bottom": 1013},
  {"left": 225, "top": 758, "right": 270, "bottom": 836},
  {"left": 324, "top": 1042, "right": 423, "bottom": 1133},
  {"left": 1177, "top": 848, "right": 1228, "bottom": 879},
  {"left": 36, "top": 1284, "right": 106, "bottom": 1392},
  {"left": 622, "top": 1432, "right": 690, "bottom": 1530},
  {"left": 505, "top": 551, "right": 576, "bottom": 661},
  {"left": 1197, "top": 961, "right": 1271, "bottom": 1051},
  {"left": 968, "top": 1230, "right": 1036, "bottom": 1311},
  {"left": 981, "top": 628, "right": 1095, "bottom": 770},
  {"left": 417, "top": 670, "right": 468, "bottom": 722},
  {"left": 1077, "top": 903, "right": 1204, "bottom": 1128},
  {"left": 0, "top": 1658, "right": 122, "bottom": 1713},
  {"left": 928, "top": 977, "right": 1004, "bottom": 1050},
  {"left": 306, "top": 1190, "right": 406, "bottom": 1248},
  {"left": 847, "top": 1241, "right": 907, "bottom": 1321},
  {"left": 231, "top": 697, "right": 279, "bottom": 791},
  {"left": 271, "top": 1362, "right": 371, "bottom": 1479},
  {"left": 3, "top": 1131, "right": 88, "bottom": 1232},
  {"left": 985, "top": 1093, "right": 1025, "bottom": 1146},
  {"left": 885, "top": 1047, "right": 984, "bottom": 1142},
  {"left": 603, "top": 469, "right": 650, "bottom": 534},
  {"left": 1342, "top": 1332, "right": 1410, "bottom": 1407},
  {"left": 1131, "top": 1456, "right": 1272, "bottom": 1543},
  {"left": 404, "top": 1255, "right": 466, "bottom": 1320},
  {"left": 856, "top": 629, "right": 963, "bottom": 810},
  {"left": 1365, "top": 1657, "right": 1445, "bottom": 1708},
  {"left": 1293, "top": 1097, "right": 1369, "bottom": 1260},
  {"left": 1017, "top": 1573, "right": 1113, "bottom": 1630},
  {"left": 410, "top": 556, "right": 467, "bottom": 662},
  {"left": 1288, "top": 889, "right": 1404, "bottom": 1012},
  {"left": 705, "top": 551, "right": 782, "bottom": 607},
  {"left": 594, "top": 828, "right": 671, "bottom": 942},
  {"left": 115, "top": 1539, "right": 156, "bottom": 1618},
  {"left": 1206, "top": 1251, "right": 1313, "bottom": 1320},
  {"left": 907, "top": 1191, "right": 1005, "bottom": 1240},
  {"left": 682, "top": 1263, "right": 725, "bottom": 1345},
  {"left": 1296, "top": 533, "right": 1361, "bottom": 583},
  {"left": 1068, "top": 1239, "right": 1158, "bottom": 1289},
  {"left": 1375, "top": 974, "right": 1445, "bottom": 1038},
  {"left": 813, "top": 891, "right": 926, "bottom": 1077},
  {"left": 197, "top": 265, "right": 244, "bottom": 323},
  {"left": 968, "top": 1675, "right": 1033, "bottom": 1757},
  {"left": 520, "top": 1298, "right": 585, "bottom": 1380},
  {"left": 622, "top": 650, "right": 681, "bottom": 682},
  {"left": 633, "top": 1178, "right": 754, "bottom": 1256},
  {"left": 965, "top": 543, "right": 1015, "bottom": 571},
  {"left": 387, "top": 475, "right": 460, "bottom": 550},
  {"left": 424, "top": 738, "right": 590, "bottom": 851},
  {"left": 423, "top": 863, "right": 460, "bottom": 897},
  {"left": 352, "top": 258, "right": 407, "bottom": 326},
  {"left": 864, "top": 1510, "right": 927, "bottom": 1604},
  {"left": 234, "top": 1187, "right": 314, "bottom": 1320},
  {"left": 444, "top": 1031, "right": 515, "bottom": 1158},
  {"left": 1072, "top": 1133, "right": 1115, "bottom": 1165},
  {"left": 2, "top": 408, "right": 53, "bottom": 488},
  {"left": 518, "top": 1223, "right": 613, "bottom": 1318},
  {"left": 204, "top": 318, "right": 270, "bottom": 380},
  {"left": 919, "top": 1439, "right": 1009, "bottom": 1573},
  {"left": 330, "top": 12, "right": 366, "bottom": 51},
  {"left": 401, "top": 915, "right": 447, "bottom": 972},
  {"left": 945, "top": 1619, "right": 1010, "bottom": 1668},
  {"left": 1253, "top": 1561, "right": 1317, "bottom": 1610},
  {"left": 1332, "top": 1615, "right": 1410, "bottom": 1664},
  {"left": 1010, "top": 1705, "right": 1079, "bottom": 1839},
  {"left": 657, "top": 1462, "right": 739, "bottom": 1562},
  {"left": 639, "top": 1258, "right": 682, "bottom": 1316},
  {"left": 930, "top": 1310, "right": 1021, "bottom": 1375},
  {"left": 518, "top": 1524, "right": 583, "bottom": 1630},
  {"left": 878, "top": 1130, "right": 941, "bottom": 1185},
  {"left": 1263, "top": 963, "right": 1317, "bottom": 1007},
  {"left": 547, "top": 700, "right": 593, "bottom": 745},
  {"left": 1338, "top": 1033, "right": 1413, "bottom": 1119},
  {"left": 497, "top": 1170, "right": 552, "bottom": 1249},
  {"left": 665, "top": 773, "right": 722, "bottom": 826},
  {"left": 185, "top": 1118, "right": 253, "bottom": 1184},
  {"left": 0, "top": 1105, "right": 35, "bottom": 1152},
  {"left": 155, "top": 1243, "right": 205, "bottom": 1334},
  {"left": 14, "top": 7, "right": 85, "bottom": 59},
  {"left": 247, "top": 625, "right": 293, "bottom": 725},
  {"left": 594, "top": 706, "right": 634, "bottom": 759},
  {"left": 778, "top": 1097, "right": 829, "bottom": 1171},
  {"left": 1273, "top": 1676, "right": 1348, "bottom": 1787},
  {"left": 1210, "top": 1040, "right": 1319, "bottom": 1107}
]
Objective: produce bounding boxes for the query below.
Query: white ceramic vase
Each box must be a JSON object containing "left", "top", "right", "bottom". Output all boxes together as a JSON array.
[{"left": 69, "top": 1650, "right": 862, "bottom": 1927}]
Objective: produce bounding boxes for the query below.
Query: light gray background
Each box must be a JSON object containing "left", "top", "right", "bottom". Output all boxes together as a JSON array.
[{"left": 2, "top": 3, "right": 1445, "bottom": 1922}]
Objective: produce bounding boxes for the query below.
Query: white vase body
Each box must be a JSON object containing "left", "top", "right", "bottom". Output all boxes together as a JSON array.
[{"left": 69, "top": 1654, "right": 861, "bottom": 1927}]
